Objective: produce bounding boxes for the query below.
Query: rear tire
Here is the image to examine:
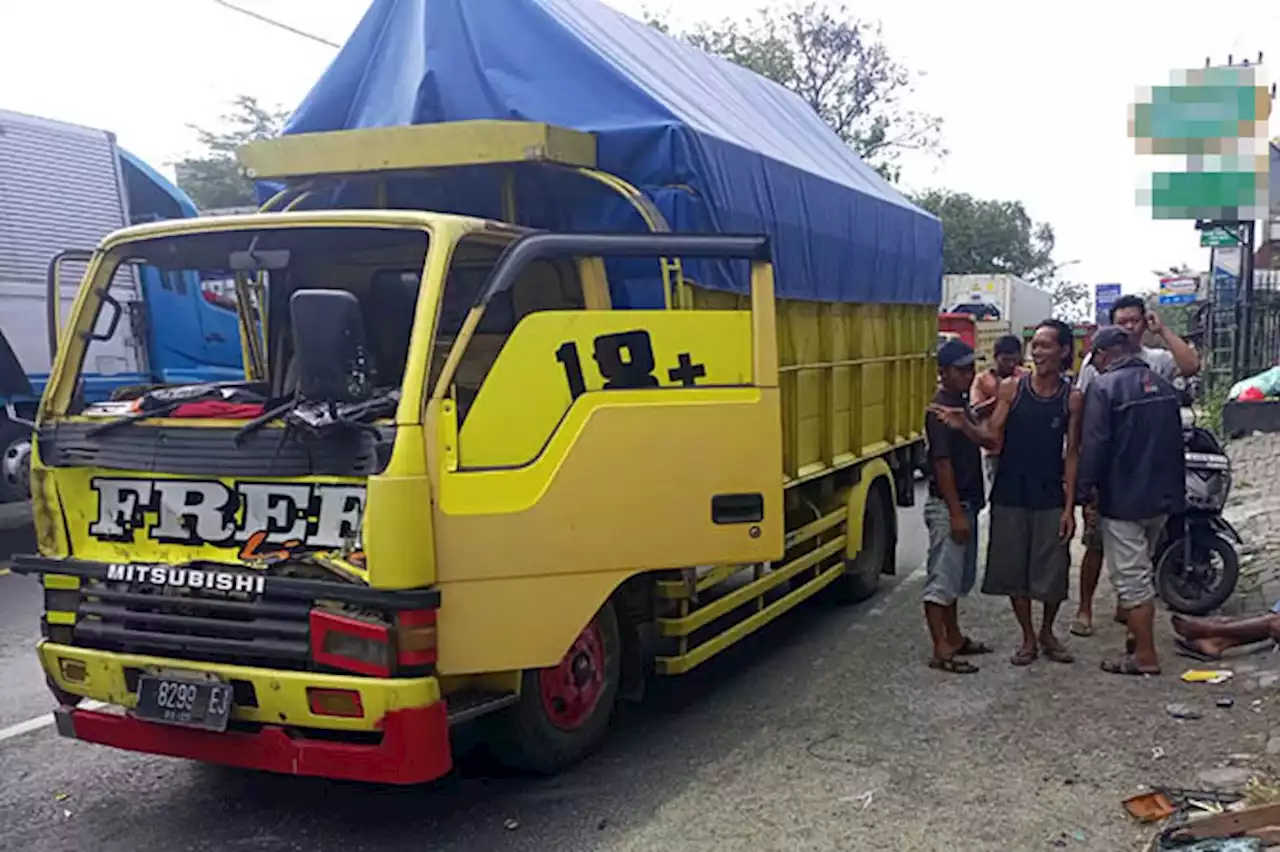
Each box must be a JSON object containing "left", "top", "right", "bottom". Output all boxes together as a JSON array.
[
  {"left": 1156, "top": 531, "right": 1240, "bottom": 615},
  {"left": 487, "top": 601, "right": 622, "bottom": 775},
  {"left": 833, "top": 483, "right": 894, "bottom": 604}
]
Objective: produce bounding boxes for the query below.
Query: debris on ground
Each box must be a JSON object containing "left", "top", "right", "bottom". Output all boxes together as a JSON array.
[
  {"left": 1243, "top": 774, "right": 1280, "bottom": 807},
  {"left": 1155, "top": 800, "right": 1280, "bottom": 849},
  {"left": 1218, "top": 697, "right": 1237, "bottom": 708},
  {"left": 1125, "top": 791, "right": 1177, "bottom": 823},
  {"left": 1168, "top": 703, "right": 1206, "bottom": 720},
  {"left": 1183, "top": 669, "right": 1236, "bottom": 685},
  {"left": 1199, "top": 768, "right": 1256, "bottom": 789}
]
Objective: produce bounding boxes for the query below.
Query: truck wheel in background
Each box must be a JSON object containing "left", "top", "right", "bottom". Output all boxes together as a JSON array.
[
  {"left": 487, "top": 600, "right": 622, "bottom": 775},
  {"left": 832, "top": 481, "right": 895, "bottom": 604},
  {"left": 0, "top": 419, "right": 32, "bottom": 503}
]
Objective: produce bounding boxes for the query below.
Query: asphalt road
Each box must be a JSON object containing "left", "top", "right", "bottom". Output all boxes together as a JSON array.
[{"left": 3, "top": 484, "right": 1277, "bottom": 851}]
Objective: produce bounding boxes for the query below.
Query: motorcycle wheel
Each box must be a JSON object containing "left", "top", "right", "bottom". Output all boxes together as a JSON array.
[{"left": 1155, "top": 531, "right": 1240, "bottom": 615}]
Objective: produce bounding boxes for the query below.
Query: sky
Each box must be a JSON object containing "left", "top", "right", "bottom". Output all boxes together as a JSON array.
[{"left": 0, "top": 0, "right": 1275, "bottom": 298}]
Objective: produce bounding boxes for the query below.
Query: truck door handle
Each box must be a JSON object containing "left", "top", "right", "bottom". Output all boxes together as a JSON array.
[{"left": 711, "top": 493, "right": 764, "bottom": 525}]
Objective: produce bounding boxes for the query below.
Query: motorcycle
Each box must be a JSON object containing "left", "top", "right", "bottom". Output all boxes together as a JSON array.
[{"left": 1153, "top": 403, "right": 1242, "bottom": 615}]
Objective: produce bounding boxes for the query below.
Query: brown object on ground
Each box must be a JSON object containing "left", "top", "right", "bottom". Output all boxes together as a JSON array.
[
  {"left": 1162, "top": 801, "right": 1280, "bottom": 843},
  {"left": 1123, "top": 791, "right": 1176, "bottom": 823}
]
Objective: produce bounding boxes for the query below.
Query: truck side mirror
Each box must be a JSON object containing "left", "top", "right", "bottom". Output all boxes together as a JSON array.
[
  {"left": 0, "top": 328, "right": 32, "bottom": 399},
  {"left": 288, "top": 290, "right": 374, "bottom": 404}
]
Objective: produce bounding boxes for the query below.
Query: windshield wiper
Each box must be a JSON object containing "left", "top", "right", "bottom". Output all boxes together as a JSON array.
[
  {"left": 233, "top": 395, "right": 303, "bottom": 446},
  {"left": 85, "top": 399, "right": 186, "bottom": 437}
]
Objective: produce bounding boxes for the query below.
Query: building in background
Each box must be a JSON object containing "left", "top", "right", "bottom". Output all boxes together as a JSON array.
[{"left": 1256, "top": 140, "right": 1279, "bottom": 270}]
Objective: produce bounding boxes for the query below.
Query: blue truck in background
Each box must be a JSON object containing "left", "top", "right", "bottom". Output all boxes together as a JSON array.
[{"left": 0, "top": 109, "right": 244, "bottom": 501}]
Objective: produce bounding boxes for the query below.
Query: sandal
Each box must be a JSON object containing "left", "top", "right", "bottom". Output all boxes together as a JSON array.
[
  {"left": 1101, "top": 656, "right": 1160, "bottom": 676},
  {"left": 929, "top": 656, "right": 979, "bottom": 675},
  {"left": 956, "top": 638, "right": 994, "bottom": 656},
  {"left": 1010, "top": 647, "right": 1038, "bottom": 666},
  {"left": 1069, "top": 618, "right": 1093, "bottom": 638},
  {"left": 1042, "top": 645, "right": 1075, "bottom": 664}
]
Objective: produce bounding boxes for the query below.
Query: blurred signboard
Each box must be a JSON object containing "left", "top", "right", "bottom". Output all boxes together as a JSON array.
[
  {"left": 1095, "top": 283, "right": 1121, "bottom": 324},
  {"left": 1159, "top": 276, "right": 1199, "bottom": 305}
]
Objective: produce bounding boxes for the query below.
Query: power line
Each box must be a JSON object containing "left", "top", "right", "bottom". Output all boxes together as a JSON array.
[{"left": 211, "top": 0, "right": 341, "bottom": 49}]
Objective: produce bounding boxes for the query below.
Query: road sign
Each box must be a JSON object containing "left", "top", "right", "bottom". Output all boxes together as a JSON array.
[
  {"left": 1159, "top": 276, "right": 1198, "bottom": 305},
  {"left": 1200, "top": 226, "right": 1241, "bottom": 247},
  {"left": 1095, "top": 283, "right": 1121, "bottom": 324}
]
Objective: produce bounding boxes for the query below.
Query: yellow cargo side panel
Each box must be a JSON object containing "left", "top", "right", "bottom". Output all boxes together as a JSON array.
[
  {"left": 459, "top": 310, "right": 753, "bottom": 469},
  {"left": 775, "top": 300, "right": 933, "bottom": 483}
]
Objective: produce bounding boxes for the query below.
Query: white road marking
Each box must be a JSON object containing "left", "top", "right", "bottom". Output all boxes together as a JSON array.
[{"left": 0, "top": 700, "right": 109, "bottom": 745}]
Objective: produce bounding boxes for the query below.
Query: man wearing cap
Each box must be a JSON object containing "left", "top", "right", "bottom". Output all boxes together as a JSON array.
[
  {"left": 971, "top": 334, "right": 1028, "bottom": 490},
  {"left": 919, "top": 339, "right": 1008, "bottom": 674},
  {"left": 1071, "top": 295, "right": 1200, "bottom": 637},
  {"left": 1076, "top": 326, "right": 1185, "bottom": 676}
]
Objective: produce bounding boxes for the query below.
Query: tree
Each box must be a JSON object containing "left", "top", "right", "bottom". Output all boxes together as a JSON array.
[
  {"left": 173, "top": 96, "right": 291, "bottom": 210},
  {"left": 645, "top": 3, "right": 942, "bottom": 182},
  {"left": 911, "top": 188, "right": 1088, "bottom": 322},
  {"left": 911, "top": 189, "right": 1056, "bottom": 283}
]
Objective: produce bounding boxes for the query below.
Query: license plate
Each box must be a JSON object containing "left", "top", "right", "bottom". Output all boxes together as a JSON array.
[{"left": 134, "top": 675, "right": 234, "bottom": 732}]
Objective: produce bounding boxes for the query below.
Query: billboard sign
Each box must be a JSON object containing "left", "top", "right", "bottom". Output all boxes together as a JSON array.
[
  {"left": 1095, "top": 283, "right": 1122, "bottom": 324},
  {"left": 1131, "top": 64, "right": 1272, "bottom": 221},
  {"left": 1159, "top": 276, "right": 1199, "bottom": 305}
]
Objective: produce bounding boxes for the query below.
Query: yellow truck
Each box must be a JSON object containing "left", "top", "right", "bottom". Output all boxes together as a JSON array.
[
  {"left": 7, "top": 0, "right": 942, "bottom": 786},
  {"left": 5, "top": 121, "right": 935, "bottom": 784}
]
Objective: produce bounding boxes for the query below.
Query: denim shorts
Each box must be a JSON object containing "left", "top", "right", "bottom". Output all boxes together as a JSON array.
[{"left": 923, "top": 496, "right": 979, "bottom": 606}]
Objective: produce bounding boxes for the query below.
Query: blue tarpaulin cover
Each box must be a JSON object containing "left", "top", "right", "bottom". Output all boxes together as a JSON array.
[{"left": 283, "top": 0, "right": 942, "bottom": 307}]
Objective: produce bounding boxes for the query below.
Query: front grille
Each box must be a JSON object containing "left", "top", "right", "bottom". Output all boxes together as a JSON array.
[{"left": 71, "top": 579, "right": 313, "bottom": 670}]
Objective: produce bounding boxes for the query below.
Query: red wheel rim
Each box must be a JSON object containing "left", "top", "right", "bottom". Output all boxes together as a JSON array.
[{"left": 538, "top": 618, "right": 606, "bottom": 731}]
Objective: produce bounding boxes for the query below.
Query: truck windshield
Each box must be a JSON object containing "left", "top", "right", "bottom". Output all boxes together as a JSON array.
[{"left": 65, "top": 226, "right": 430, "bottom": 416}]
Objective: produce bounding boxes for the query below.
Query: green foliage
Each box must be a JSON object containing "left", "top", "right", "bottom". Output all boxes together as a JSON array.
[
  {"left": 173, "top": 96, "right": 291, "bottom": 210},
  {"left": 1135, "top": 289, "right": 1193, "bottom": 336},
  {"left": 644, "top": 3, "right": 942, "bottom": 182},
  {"left": 909, "top": 188, "right": 1089, "bottom": 321},
  {"left": 1200, "top": 382, "right": 1228, "bottom": 441},
  {"left": 910, "top": 189, "right": 1055, "bottom": 282}
]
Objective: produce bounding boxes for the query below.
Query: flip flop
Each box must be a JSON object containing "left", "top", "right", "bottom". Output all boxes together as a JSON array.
[
  {"left": 1010, "top": 647, "right": 1038, "bottom": 666},
  {"left": 1042, "top": 645, "right": 1075, "bottom": 664},
  {"left": 929, "top": 656, "right": 979, "bottom": 675},
  {"left": 956, "top": 638, "right": 994, "bottom": 656},
  {"left": 1069, "top": 618, "right": 1093, "bottom": 638},
  {"left": 1101, "top": 656, "right": 1160, "bottom": 677},
  {"left": 1174, "top": 638, "right": 1223, "bottom": 663}
]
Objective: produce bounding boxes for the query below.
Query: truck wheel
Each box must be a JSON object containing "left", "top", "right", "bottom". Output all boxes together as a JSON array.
[
  {"left": 833, "top": 483, "right": 894, "bottom": 604},
  {"left": 488, "top": 601, "right": 622, "bottom": 775},
  {"left": 0, "top": 420, "right": 31, "bottom": 503}
]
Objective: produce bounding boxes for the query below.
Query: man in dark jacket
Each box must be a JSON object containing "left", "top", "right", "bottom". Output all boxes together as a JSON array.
[{"left": 1076, "top": 326, "right": 1185, "bottom": 676}]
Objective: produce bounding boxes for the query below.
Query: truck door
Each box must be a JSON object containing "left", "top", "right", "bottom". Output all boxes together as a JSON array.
[{"left": 429, "top": 233, "right": 784, "bottom": 584}]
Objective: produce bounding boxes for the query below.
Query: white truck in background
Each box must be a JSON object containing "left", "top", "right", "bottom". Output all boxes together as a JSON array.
[
  {"left": 0, "top": 109, "right": 242, "bottom": 501},
  {"left": 942, "top": 273, "right": 1054, "bottom": 337}
]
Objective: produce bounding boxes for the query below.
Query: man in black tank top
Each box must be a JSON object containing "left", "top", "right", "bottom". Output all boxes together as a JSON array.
[{"left": 932, "top": 320, "right": 1084, "bottom": 666}]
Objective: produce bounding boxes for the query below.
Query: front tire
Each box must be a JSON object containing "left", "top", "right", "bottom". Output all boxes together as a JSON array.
[
  {"left": 0, "top": 419, "right": 31, "bottom": 503},
  {"left": 833, "top": 483, "right": 894, "bottom": 604},
  {"left": 487, "top": 601, "right": 622, "bottom": 775},
  {"left": 1156, "top": 531, "right": 1240, "bottom": 615}
]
